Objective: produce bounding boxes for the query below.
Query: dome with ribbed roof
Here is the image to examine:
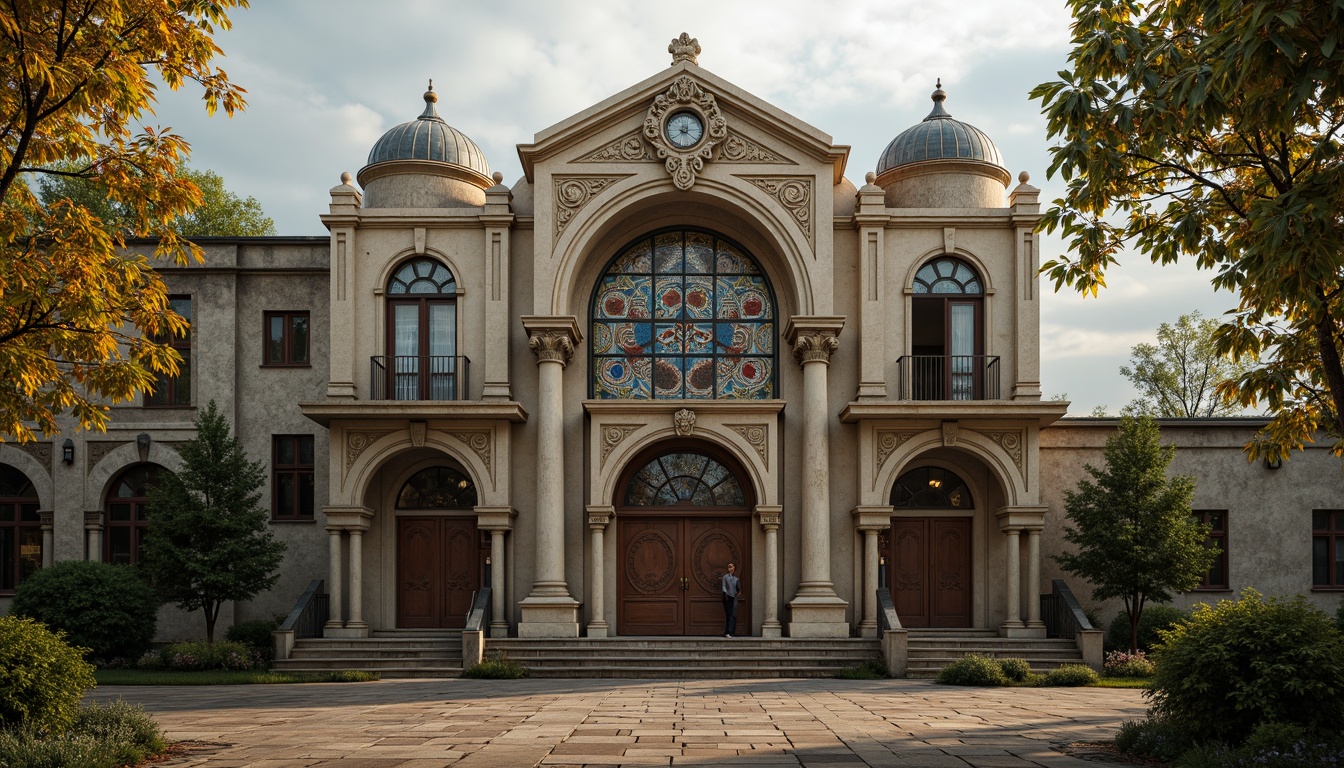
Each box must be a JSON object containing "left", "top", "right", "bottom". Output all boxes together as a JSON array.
[
  {"left": 876, "top": 81, "right": 1004, "bottom": 175},
  {"left": 365, "top": 83, "right": 491, "bottom": 178}
]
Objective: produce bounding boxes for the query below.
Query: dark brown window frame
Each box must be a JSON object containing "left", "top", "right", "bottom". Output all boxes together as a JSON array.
[
  {"left": 272, "top": 435, "right": 315, "bottom": 521},
  {"left": 1192, "top": 509, "right": 1229, "bottom": 590},
  {"left": 262, "top": 311, "right": 311, "bottom": 367},
  {"left": 0, "top": 465, "right": 41, "bottom": 594},
  {"left": 144, "top": 295, "right": 192, "bottom": 408},
  {"left": 104, "top": 465, "right": 160, "bottom": 565},
  {"left": 1313, "top": 509, "right": 1344, "bottom": 589}
]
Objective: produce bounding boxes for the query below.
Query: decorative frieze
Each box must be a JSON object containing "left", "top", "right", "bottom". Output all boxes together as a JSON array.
[
  {"left": 87, "top": 441, "right": 128, "bottom": 471},
  {"left": 727, "top": 423, "right": 768, "bottom": 466},
  {"left": 742, "top": 176, "right": 813, "bottom": 243},
  {"left": 553, "top": 176, "right": 626, "bottom": 238},
  {"left": 600, "top": 425, "right": 642, "bottom": 464},
  {"left": 577, "top": 133, "right": 656, "bottom": 163},
  {"left": 13, "top": 441, "right": 52, "bottom": 473},
  {"left": 717, "top": 132, "right": 788, "bottom": 164}
]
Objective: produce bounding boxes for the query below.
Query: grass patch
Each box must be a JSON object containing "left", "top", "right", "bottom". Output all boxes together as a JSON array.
[
  {"left": 95, "top": 669, "right": 378, "bottom": 686},
  {"left": 835, "top": 658, "right": 889, "bottom": 679},
  {"left": 1092, "top": 677, "right": 1152, "bottom": 688},
  {"left": 462, "top": 651, "right": 528, "bottom": 679}
]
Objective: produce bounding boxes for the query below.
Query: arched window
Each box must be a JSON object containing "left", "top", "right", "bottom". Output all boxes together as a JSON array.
[
  {"left": 0, "top": 464, "right": 40, "bottom": 592},
  {"left": 382, "top": 258, "right": 460, "bottom": 400},
  {"left": 890, "top": 466, "right": 973, "bottom": 509},
  {"left": 622, "top": 451, "right": 747, "bottom": 507},
  {"left": 592, "top": 229, "right": 776, "bottom": 399},
  {"left": 909, "top": 256, "right": 988, "bottom": 400},
  {"left": 396, "top": 466, "right": 477, "bottom": 509},
  {"left": 105, "top": 465, "right": 162, "bottom": 565}
]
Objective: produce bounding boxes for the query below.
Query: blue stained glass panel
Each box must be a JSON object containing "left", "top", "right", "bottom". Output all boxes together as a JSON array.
[
  {"left": 683, "top": 277, "right": 714, "bottom": 319},
  {"left": 653, "top": 323, "right": 683, "bottom": 354},
  {"left": 654, "top": 277, "right": 684, "bottom": 319},
  {"left": 685, "top": 324, "right": 714, "bottom": 354},
  {"left": 715, "top": 242, "right": 757, "bottom": 274},
  {"left": 652, "top": 357, "right": 683, "bottom": 398},
  {"left": 611, "top": 242, "right": 652, "bottom": 273},
  {"left": 596, "top": 275, "right": 650, "bottom": 319}
]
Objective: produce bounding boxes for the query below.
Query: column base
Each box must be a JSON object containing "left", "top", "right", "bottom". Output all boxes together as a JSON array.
[
  {"left": 1000, "top": 621, "right": 1045, "bottom": 639},
  {"left": 586, "top": 620, "right": 610, "bottom": 639},
  {"left": 760, "top": 620, "right": 782, "bottom": 639},
  {"left": 325, "top": 623, "right": 370, "bottom": 639},
  {"left": 857, "top": 620, "right": 878, "bottom": 639},
  {"left": 788, "top": 595, "right": 850, "bottom": 638},
  {"left": 489, "top": 622, "right": 510, "bottom": 639},
  {"left": 517, "top": 596, "right": 580, "bottom": 638}
]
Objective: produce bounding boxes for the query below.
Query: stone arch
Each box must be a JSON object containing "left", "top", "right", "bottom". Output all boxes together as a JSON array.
[
  {"left": 549, "top": 177, "right": 815, "bottom": 318},
  {"left": 903, "top": 247, "right": 996, "bottom": 295},
  {"left": 343, "top": 428, "right": 500, "bottom": 510},
  {"left": 87, "top": 443, "right": 184, "bottom": 510},
  {"left": 374, "top": 248, "right": 465, "bottom": 298},
  {"left": 599, "top": 428, "right": 771, "bottom": 512},
  {"left": 873, "top": 428, "right": 1025, "bottom": 509},
  {"left": 0, "top": 447, "right": 54, "bottom": 511}
]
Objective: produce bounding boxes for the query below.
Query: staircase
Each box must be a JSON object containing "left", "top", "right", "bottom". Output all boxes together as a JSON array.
[
  {"left": 271, "top": 630, "right": 465, "bottom": 678},
  {"left": 904, "top": 628, "right": 1086, "bottom": 678},
  {"left": 489, "top": 637, "right": 883, "bottom": 679}
]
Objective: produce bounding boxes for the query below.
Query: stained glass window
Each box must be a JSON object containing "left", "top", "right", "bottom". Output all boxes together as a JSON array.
[
  {"left": 397, "top": 467, "right": 477, "bottom": 509},
  {"left": 623, "top": 452, "right": 746, "bottom": 507},
  {"left": 913, "top": 257, "right": 983, "bottom": 295},
  {"left": 890, "top": 467, "right": 973, "bottom": 509},
  {"left": 592, "top": 229, "right": 776, "bottom": 399}
]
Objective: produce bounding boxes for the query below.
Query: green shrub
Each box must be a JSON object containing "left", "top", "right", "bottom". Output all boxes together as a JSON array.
[
  {"left": 0, "top": 701, "right": 165, "bottom": 768},
  {"left": 1105, "top": 604, "right": 1188, "bottom": 652},
  {"left": 1114, "top": 716, "right": 1194, "bottom": 761},
  {"left": 462, "top": 651, "right": 528, "bottom": 679},
  {"left": 0, "top": 616, "right": 96, "bottom": 733},
  {"left": 9, "top": 560, "right": 158, "bottom": 663},
  {"left": 996, "top": 657, "right": 1031, "bottom": 682},
  {"left": 138, "top": 641, "right": 264, "bottom": 672},
  {"left": 835, "top": 657, "right": 889, "bottom": 679},
  {"left": 319, "top": 670, "right": 379, "bottom": 682},
  {"left": 1170, "top": 723, "right": 1344, "bottom": 768},
  {"left": 224, "top": 616, "right": 283, "bottom": 661},
  {"left": 1336, "top": 599, "right": 1344, "bottom": 634},
  {"left": 1103, "top": 650, "right": 1155, "bottom": 678},
  {"left": 936, "top": 654, "right": 1008, "bottom": 686},
  {"left": 1043, "top": 664, "right": 1098, "bottom": 687},
  {"left": 70, "top": 701, "right": 165, "bottom": 764},
  {"left": 1149, "top": 590, "right": 1344, "bottom": 745}
]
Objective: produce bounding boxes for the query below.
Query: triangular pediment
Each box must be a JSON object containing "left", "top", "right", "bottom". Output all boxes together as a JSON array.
[{"left": 517, "top": 60, "right": 849, "bottom": 184}]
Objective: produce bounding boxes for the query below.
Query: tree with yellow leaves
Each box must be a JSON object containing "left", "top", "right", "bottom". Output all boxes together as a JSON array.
[{"left": 0, "top": 0, "right": 250, "bottom": 441}]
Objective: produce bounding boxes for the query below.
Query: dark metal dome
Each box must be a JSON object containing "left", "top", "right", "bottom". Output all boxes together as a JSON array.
[
  {"left": 876, "top": 81, "right": 1004, "bottom": 175},
  {"left": 366, "top": 83, "right": 491, "bottom": 177}
]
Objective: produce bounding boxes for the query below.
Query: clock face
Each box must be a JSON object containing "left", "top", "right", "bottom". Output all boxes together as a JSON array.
[{"left": 665, "top": 112, "right": 704, "bottom": 149}]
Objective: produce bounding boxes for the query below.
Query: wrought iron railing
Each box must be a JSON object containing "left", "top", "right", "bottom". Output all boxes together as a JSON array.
[
  {"left": 896, "top": 355, "right": 1000, "bottom": 400},
  {"left": 370, "top": 355, "right": 469, "bottom": 400},
  {"left": 1041, "top": 578, "right": 1093, "bottom": 640}
]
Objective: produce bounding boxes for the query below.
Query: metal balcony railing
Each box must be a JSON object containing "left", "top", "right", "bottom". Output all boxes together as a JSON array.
[
  {"left": 370, "top": 355, "right": 470, "bottom": 401},
  {"left": 895, "top": 355, "right": 1000, "bottom": 400}
]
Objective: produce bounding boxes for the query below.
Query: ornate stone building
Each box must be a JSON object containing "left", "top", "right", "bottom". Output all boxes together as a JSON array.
[{"left": 2, "top": 36, "right": 1339, "bottom": 655}]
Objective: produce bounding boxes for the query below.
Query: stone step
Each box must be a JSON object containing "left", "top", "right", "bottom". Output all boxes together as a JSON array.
[
  {"left": 289, "top": 648, "right": 462, "bottom": 661},
  {"left": 292, "top": 640, "right": 459, "bottom": 651},
  {"left": 272, "top": 658, "right": 463, "bottom": 677},
  {"left": 486, "top": 638, "right": 882, "bottom": 679}
]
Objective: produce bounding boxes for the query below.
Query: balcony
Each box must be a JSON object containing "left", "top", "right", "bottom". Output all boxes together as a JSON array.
[
  {"left": 896, "top": 355, "right": 1000, "bottom": 401},
  {"left": 370, "top": 355, "right": 470, "bottom": 401}
]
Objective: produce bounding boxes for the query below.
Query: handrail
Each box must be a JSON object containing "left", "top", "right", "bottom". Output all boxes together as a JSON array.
[
  {"left": 279, "top": 579, "right": 328, "bottom": 637},
  {"left": 876, "top": 587, "right": 902, "bottom": 632},
  {"left": 895, "top": 354, "right": 1001, "bottom": 400},
  {"left": 1041, "top": 578, "right": 1093, "bottom": 639},
  {"left": 369, "top": 355, "right": 470, "bottom": 400},
  {"left": 465, "top": 587, "right": 491, "bottom": 633}
]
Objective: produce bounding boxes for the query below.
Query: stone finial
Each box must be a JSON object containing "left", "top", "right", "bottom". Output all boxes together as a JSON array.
[
  {"left": 1018, "top": 170, "right": 1030, "bottom": 184},
  {"left": 864, "top": 171, "right": 876, "bottom": 185},
  {"left": 340, "top": 171, "right": 353, "bottom": 185},
  {"left": 492, "top": 171, "right": 504, "bottom": 185},
  {"left": 669, "top": 32, "right": 700, "bottom": 65}
]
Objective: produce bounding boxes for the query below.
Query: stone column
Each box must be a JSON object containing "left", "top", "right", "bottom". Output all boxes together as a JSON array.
[
  {"left": 346, "top": 527, "right": 368, "bottom": 634},
  {"left": 785, "top": 317, "right": 849, "bottom": 637},
  {"left": 1003, "top": 527, "right": 1023, "bottom": 633},
  {"left": 518, "top": 316, "right": 582, "bottom": 637},
  {"left": 852, "top": 506, "right": 892, "bottom": 638},
  {"left": 997, "top": 506, "right": 1049, "bottom": 638},
  {"left": 84, "top": 511, "right": 102, "bottom": 561},
  {"left": 324, "top": 506, "right": 373, "bottom": 637},
  {"left": 476, "top": 507, "right": 517, "bottom": 638},
  {"left": 755, "top": 505, "right": 783, "bottom": 638},
  {"left": 1025, "top": 527, "right": 1045, "bottom": 632},
  {"left": 39, "top": 511, "right": 53, "bottom": 567},
  {"left": 324, "top": 527, "right": 344, "bottom": 630},
  {"left": 586, "top": 507, "right": 612, "bottom": 638}
]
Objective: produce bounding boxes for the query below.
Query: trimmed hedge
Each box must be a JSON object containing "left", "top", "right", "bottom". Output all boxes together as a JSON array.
[
  {"left": 9, "top": 561, "right": 158, "bottom": 663},
  {"left": 0, "top": 616, "right": 96, "bottom": 733}
]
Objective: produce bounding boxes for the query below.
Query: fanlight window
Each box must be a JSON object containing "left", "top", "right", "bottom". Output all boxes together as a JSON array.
[
  {"left": 0, "top": 465, "right": 35, "bottom": 498},
  {"left": 624, "top": 452, "right": 746, "bottom": 507},
  {"left": 891, "top": 467, "right": 972, "bottom": 509},
  {"left": 913, "top": 257, "right": 982, "bottom": 294},
  {"left": 387, "top": 258, "right": 456, "bottom": 294},
  {"left": 592, "top": 229, "right": 776, "bottom": 399},
  {"left": 397, "top": 467, "right": 477, "bottom": 509}
]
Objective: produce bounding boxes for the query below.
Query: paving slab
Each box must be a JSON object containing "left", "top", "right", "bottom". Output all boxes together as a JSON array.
[{"left": 88, "top": 678, "right": 1146, "bottom": 767}]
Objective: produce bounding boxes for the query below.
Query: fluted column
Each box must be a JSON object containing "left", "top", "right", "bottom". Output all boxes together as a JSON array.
[
  {"left": 518, "top": 317, "right": 582, "bottom": 638},
  {"left": 785, "top": 317, "right": 849, "bottom": 638},
  {"left": 1003, "top": 527, "right": 1023, "bottom": 632},
  {"left": 586, "top": 507, "right": 612, "bottom": 638},
  {"left": 325, "top": 527, "right": 344, "bottom": 629},
  {"left": 756, "top": 506, "right": 783, "bottom": 638},
  {"left": 1025, "top": 527, "right": 1045, "bottom": 631}
]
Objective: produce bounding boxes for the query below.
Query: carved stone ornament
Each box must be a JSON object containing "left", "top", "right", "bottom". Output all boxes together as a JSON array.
[
  {"left": 942, "top": 421, "right": 960, "bottom": 447},
  {"left": 588, "top": 511, "right": 612, "bottom": 528},
  {"left": 643, "top": 76, "right": 728, "bottom": 191},
  {"left": 791, "top": 330, "right": 840, "bottom": 365},
  {"left": 601, "top": 424, "right": 642, "bottom": 463},
  {"left": 875, "top": 430, "right": 919, "bottom": 478},
  {"left": 87, "top": 441, "right": 128, "bottom": 471},
  {"left": 757, "top": 511, "right": 782, "bottom": 528},
  {"left": 345, "top": 430, "right": 392, "bottom": 472},
  {"left": 669, "top": 32, "right": 700, "bottom": 65},
  {"left": 448, "top": 431, "right": 493, "bottom": 476},
  {"left": 718, "top": 132, "right": 788, "bottom": 164},
  {"left": 528, "top": 331, "right": 575, "bottom": 366},
  {"left": 553, "top": 176, "right": 627, "bottom": 238},
  {"left": 985, "top": 430, "right": 1025, "bottom": 473},
  {"left": 742, "top": 176, "right": 813, "bottom": 243},
  {"left": 578, "top": 132, "right": 656, "bottom": 163},
  {"left": 409, "top": 421, "right": 427, "bottom": 448},
  {"left": 673, "top": 408, "right": 696, "bottom": 436},
  {"left": 14, "top": 441, "right": 52, "bottom": 472},
  {"left": 728, "top": 423, "right": 768, "bottom": 466}
]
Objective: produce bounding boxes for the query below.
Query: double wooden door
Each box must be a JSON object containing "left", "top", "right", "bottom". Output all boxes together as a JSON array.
[
  {"left": 617, "top": 516, "right": 749, "bottom": 635},
  {"left": 397, "top": 517, "right": 479, "bottom": 629},
  {"left": 886, "top": 517, "right": 972, "bottom": 627}
]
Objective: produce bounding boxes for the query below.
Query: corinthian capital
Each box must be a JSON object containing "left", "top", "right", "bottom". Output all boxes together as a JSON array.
[
  {"left": 785, "top": 316, "right": 845, "bottom": 367},
  {"left": 522, "top": 315, "right": 582, "bottom": 367}
]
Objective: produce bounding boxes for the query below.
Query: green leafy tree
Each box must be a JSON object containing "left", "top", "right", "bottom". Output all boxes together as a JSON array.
[
  {"left": 1054, "top": 415, "right": 1216, "bottom": 653},
  {"left": 0, "top": 0, "right": 249, "bottom": 441},
  {"left": 141, "top": 401, "right": 285, "bottom": 642},
  {"left": 1032, "top": 0, "right": 1344, "bottom": 461},
  {"left": 1121, "top": 311, "right": 1255, "bottom": 417},
  {"left": 38, "top": 164, "right": 276, "bottom": 237}
]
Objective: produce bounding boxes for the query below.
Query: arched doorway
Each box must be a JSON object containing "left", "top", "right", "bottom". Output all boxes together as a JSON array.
[
  {"left": 616, "top": 446, "right": 752, "bottom": 635},
  {"left": 395, "top": 465, "right": 480, "bottom": 629},
  {"left": 884, "top": 466, "right": 973, "bottom": 627}
]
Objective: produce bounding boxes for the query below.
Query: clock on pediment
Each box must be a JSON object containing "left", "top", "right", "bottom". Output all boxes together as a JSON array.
[
  {"left": 665, "top": 111, "right": 704, "bottom": 149},
  {"left": 643, "top": 74, "right": 728, "bottom": 190}
]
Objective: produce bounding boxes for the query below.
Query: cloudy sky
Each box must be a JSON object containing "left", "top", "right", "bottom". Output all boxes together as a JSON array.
[{"left": 147, "top": 0, "right": 1244, "bottom": 415}]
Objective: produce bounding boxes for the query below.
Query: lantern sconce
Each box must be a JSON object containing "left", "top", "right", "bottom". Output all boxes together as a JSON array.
[
  {"left": 1264, "top": 457, "right": 1282, "bottom": 470},
  {"left": 61, "top": 439, "right": 74, "bottom": 465},
  {"left": 136, "top": 433, "right": 151, "bottom": 462}
]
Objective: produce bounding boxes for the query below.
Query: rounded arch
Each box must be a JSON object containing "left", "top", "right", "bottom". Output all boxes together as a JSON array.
[
  {"left": 343, "top": 428, "right": 498, "bottom": 509},
  {"left": 903, "top": 248, "right": 996, "bottom": 295},
  {"left": 549, "top": 177, "right": 815, "bottom": 318},
  {"left": 103, "top": 462, "right": 169, "bottom": 565},
  {"left": 0, "top": 447, "right": 54, "bottom": 510},
  {"left": 395, "top": 465, "right": 478, "bottom": 509},
  {"left": 890, "top": 465, "right": 974, "bottom": 509},
  {"left": 374, "top": 249, "right": 465, "bottom": 298},
  {"left": 599, "top": 429, "right": 769, "bottom": 512},
  {"left": 88, "top": 442, "right": 184, "bottom": 509},
  {"left": 615, "top": 440, "right": 755, "bottom": 510},
  {"left": 873, "top": 428, "right": 1026, "bottom": 509}
]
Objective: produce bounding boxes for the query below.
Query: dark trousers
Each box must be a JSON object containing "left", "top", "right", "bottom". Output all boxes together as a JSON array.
[{"left": 722, "top": 595, "right": 737, "bottom": 635}]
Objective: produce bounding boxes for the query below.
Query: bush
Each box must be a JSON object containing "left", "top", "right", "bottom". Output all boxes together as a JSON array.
[
  {"left": 1103, "top": 650, "right": 1155, "bottom": 678},
  {"left": 0, "top": 616, "right": 96, "bottom": 733},
  {"left": 936, "top": 654, "right": 1008, "bottom": 686},
  {"left": 461, "top": 651, "right": 528, "bottom": 679},
  {"left": 0, "top": 701, "right": 164, "bottom": 768},
  {"left": 1114, "top": 716, "right": 1193, "bottom": 762},
  {"left": 996, "top": 657, "right": 1032, "bottom": 683},
  {"left": 835, "top": 658, "right": 889, "bottom": 679},
  {"left": 137, "top": 641, "right": 264, "bottom": 672},
  {"left": 1043, "top": 663, "right": 1098, "bottom": 687},
  {"left": 1336, "top": 599, "right": 1344, "bottom": 634},
  {"left": 1105, "top": 604, "right": 1188, "bottom": 652},
  {"left": 1172, "top": 723, "right": 1344, "bottom": 768},
  {"left": 1149, "top": 590, "right": 1344, "bottom": 745},
  {"left": 9, "top": 560, "right": 158, "bottom": 663},
  {"left": 224, "top": 616, "right": 283, "bottom": 661}
]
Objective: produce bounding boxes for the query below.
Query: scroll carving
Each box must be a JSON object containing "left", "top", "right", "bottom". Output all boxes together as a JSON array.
[
  {"left": 728, "top": 423, "right": 768, "bottom": 466},
  {"left": 448, "top": 431, "right": 493, "bottom": 476},
  {"left": 14, "top": 441, "right": 52, "bottom": 472},
  {"left": 985, "top": 430, "right": 1025, "bottom": 473},
  {"left": 554, "top": 176, "right": 626, "bottom": 237},
  {"left": 643, "top": 75, "right": 728, "bottom": 190},
  {"left": 791, "top": 330, "right": 839, "bottom": 365},
  {"left": 345, "top": 431, "right": 392, "bottom": 472},
  {"left": 875, "top": 431, "right": 918, "bottom": 477},
  {"left": 743, "top": 176, "right": 812, "bottom": 243},
  {"left": 601, "top": 425, "right": 642, "bottom": 463},
  {"left": 578, "top": 133, "right": 656, "bottom": 163},
  {"left": 718, "top": 132, "right": 788, "bottom": 164},
  {"left": 87, "top": 441, "right": 128, "bottom": 471}
]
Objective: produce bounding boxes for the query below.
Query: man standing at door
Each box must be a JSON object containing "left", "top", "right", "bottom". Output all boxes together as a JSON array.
[{"left": 721, "top": 562, "right": 740, "bottom": 637}]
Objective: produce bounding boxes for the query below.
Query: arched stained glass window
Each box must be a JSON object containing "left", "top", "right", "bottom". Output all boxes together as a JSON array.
[
  {"left": 592, "top": 229, "right": 776, "bottom": 399},
  {"left": 397, "top": 467, "right": 477, "bottom": 509},
  {"left": 913, "top": 257, "right": 982, "bottom": 294},
  {"left": 623, "top": 452, "right": 746, "bottom": 507},
  {"left": 890, "top": 466, "right": 973, "bottom": 509},
  {"left": 387, "top": 258, "right": 456, "bottom": 294}
]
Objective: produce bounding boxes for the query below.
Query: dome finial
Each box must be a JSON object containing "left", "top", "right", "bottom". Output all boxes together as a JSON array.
[
  {"left": 420, "top": 80, "right": 441, "bottom": 120},
  {"left": 926, "top": 78, "right": 950, "bottom": 120},
  {"left": 669, "top": 32, "right": 700, "bottom": 65}
]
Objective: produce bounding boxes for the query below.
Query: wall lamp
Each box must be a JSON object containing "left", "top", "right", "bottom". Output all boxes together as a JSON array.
[
  {"left": 62, "top": 438, "right": 74, "bottom": 465},
  {"left": 1264, "top": 457, "right": 1282, "bottom": 470}
]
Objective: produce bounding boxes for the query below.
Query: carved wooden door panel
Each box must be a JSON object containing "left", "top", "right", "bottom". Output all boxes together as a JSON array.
[
  {"left": 685, "top": 518, "right": 749, "bottom": 636},
  {"left": 397, "top": 516, "right": 479, "bottom": 629},
  {"left": 886, "top": 516, "right": 971, "bottom": 628},
  {"left": 890, "top": 518, "right": 930, "bottom": 627},
  {"left": 930, "top": 518, "right": 971, "bottom": 627},
  {"left": 618, "top": 516, "right": 750, "bottom": 636}
]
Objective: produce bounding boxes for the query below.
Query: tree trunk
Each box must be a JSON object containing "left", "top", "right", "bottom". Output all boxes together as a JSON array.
[
  {"left": 1314, "top": 310, "right": 1344, "bottom": 441},
  {"left": 1129, "top": 609, "right": 1141, "bottom": 654}
]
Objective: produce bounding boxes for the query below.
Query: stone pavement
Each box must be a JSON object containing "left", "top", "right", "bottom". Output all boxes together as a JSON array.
[{"left": 89, "top": 678, "right": 1148, "bottom": 767}]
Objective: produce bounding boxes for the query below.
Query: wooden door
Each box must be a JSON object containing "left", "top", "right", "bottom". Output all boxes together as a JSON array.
[
  {"left": 887, "top": 516, "right": 971, "bottom": 628},
  {"left": 397, "top": 516, "right": 479, "bottom": 629},
  {"left": 618, "top": 516, "right": 749, "bottom": 635}
]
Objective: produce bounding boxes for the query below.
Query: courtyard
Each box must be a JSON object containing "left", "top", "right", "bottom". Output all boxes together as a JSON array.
[{"left": 89, "top": 678, "right": 1147, "bottom": 767}]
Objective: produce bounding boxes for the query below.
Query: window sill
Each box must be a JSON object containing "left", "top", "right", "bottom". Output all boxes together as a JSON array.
[
  {"left": 1191, "top": 588, "right": 1232, "bottom": 593},
  {"left": 138, "top": 405, "right": 197, "bottom": 411},
  {"left": 1311, "top": 586, "right": 1344, "bottom": 592},
  {"left": 270, "top": 517, "right": 316, "bottom": 524},
  {"left": 260, "top": 363, "right": 313, "bottom": 369}
]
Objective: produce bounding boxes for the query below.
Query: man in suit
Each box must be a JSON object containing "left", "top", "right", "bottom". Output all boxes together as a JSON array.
[{"left": 721, "top": 562, "right": 740, "bottom": 637}]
